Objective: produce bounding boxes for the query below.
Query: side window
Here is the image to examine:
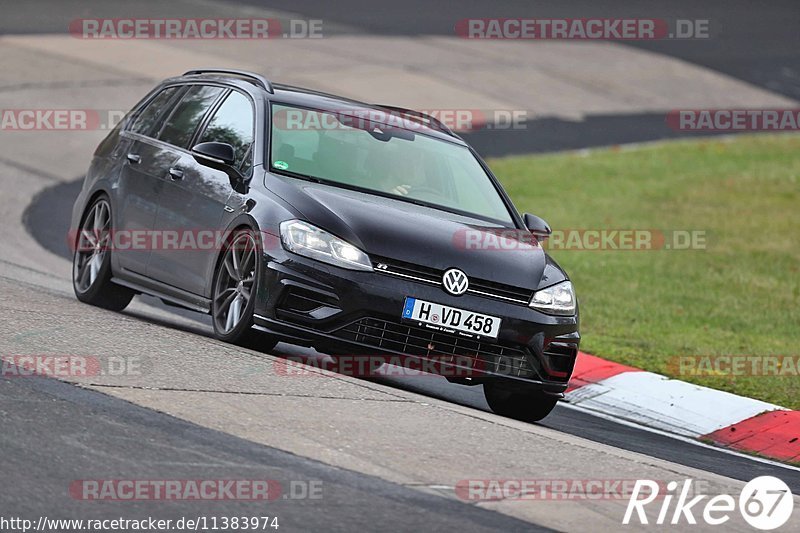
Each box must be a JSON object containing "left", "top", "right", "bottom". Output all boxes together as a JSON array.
[
  {"left": 129, "top": 86, "right": 180, "bottom": 136},
  {"left": 198, "top": 91, "right": 255, "bottom": 173},
  {"left": 158, "top": 85, "right": 225, "bottom": 149}
]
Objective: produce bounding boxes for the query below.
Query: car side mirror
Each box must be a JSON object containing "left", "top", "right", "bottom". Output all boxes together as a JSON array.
[
  {"left": 192, "top": 141, "right": 235, "bottom": 166},
  {"left": 523, "top": 213, "right": 552, "bottom": 241},
  {"left": 191, "top": 142, "right": 248, "bottom": 193}
]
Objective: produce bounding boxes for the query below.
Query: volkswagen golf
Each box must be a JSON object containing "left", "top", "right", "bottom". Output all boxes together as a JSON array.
[{"left": 71, "top": 69, "right": 580, "bottom": 421}]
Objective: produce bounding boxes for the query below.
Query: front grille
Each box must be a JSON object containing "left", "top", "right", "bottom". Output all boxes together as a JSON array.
[
  {"left": 372, "top": 256, "right": 533, "bottom": 305},
  {"left": 373, "top": 257, "right": 439, "bottom": 283},
  {"left": 334, "top": 317, "right": 538, "bottom": 379}
]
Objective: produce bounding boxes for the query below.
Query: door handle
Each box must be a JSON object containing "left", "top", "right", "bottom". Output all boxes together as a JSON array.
[
  {"left": 168, "top": 167, "right": 184, "bottom": 180},
  {"left": 126, "top": 153, "right": 141, "bottom": 164}
]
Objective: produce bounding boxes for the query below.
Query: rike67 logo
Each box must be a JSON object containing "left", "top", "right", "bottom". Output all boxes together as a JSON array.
[{"left": 624, "top": 476, "right": 794, "bottom": 530}]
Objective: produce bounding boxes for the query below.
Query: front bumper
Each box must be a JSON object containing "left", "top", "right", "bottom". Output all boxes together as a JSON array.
[{"left": 253, "top": 252, "right": 580, "bottom": 393}]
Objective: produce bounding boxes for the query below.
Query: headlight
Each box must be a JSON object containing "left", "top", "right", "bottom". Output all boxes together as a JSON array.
[
  {"left": 529, "top": 281, "right": 576, "bottom": 316},
  {"left": 280, "top": 220, "right": 373, "bottom": 271}
]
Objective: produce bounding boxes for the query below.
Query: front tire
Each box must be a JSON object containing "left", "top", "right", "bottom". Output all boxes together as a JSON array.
[
  {"left": 483, "top": 382, "right": 559, "bottom": 422},
  {"left": 72, "top": 196, "right": 134, "bottom": 311},
  {"left": 211, "top": 229, "right": 278, "bottom": 351}
]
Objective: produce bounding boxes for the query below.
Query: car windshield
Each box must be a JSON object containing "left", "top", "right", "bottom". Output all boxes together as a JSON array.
[{"left": 269, "top": 104, "right": 515, "bottom": 224}]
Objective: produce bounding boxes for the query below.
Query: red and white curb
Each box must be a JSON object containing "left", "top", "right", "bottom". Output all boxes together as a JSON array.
[{"left": 566, "top": 353, "right": 800, "bottom": 464}]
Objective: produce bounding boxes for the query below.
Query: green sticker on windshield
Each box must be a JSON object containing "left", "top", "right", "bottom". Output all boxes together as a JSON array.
[{"left": 273, "top": 160, "right": 289, "bottom": 170}]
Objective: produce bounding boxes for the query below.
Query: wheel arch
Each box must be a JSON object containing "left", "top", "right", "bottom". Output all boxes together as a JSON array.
[
  {"left": 204, "top": 215, "right": 261, "bottom": 299},
  {"left": 73, "top": 189, "right": 112, "bottom": 249}
]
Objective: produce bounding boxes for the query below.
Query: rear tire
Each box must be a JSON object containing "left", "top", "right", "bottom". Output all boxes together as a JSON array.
[
  {"left": 211, "top": 228, "right": 279, "bottom": 352},
  {"left": 72, "top": 196, "right": 134, "bottom": 311},
  {"left": 483, "top": 382, "right": 559, "bottom": 422}
]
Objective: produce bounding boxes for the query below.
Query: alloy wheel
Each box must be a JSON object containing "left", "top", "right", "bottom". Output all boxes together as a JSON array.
[
  {"left": 73, "top": 199, "right": 111, "bottom": 293},
  {"left": 213, "top": 232, "right": 257, "bottom": 334}
]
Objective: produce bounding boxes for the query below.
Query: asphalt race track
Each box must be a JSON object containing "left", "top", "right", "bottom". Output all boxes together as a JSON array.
[
  {"left": 1, "top": 375, "right": 547, "bottom": 532},
  {"left": 23, "top": 176, "right": 800, "bottom": 495},
  {"left": 2, "top": 1, "right": 800, "bottom": 531}
]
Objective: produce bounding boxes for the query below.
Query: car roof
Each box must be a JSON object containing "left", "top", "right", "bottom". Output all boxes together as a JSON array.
[{"left": 166, "top": 70, "right": 467, "bottom": 146}]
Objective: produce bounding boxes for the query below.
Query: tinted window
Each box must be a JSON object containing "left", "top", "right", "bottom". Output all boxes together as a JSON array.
[
  {"left": 158, "top": 85, "right": 225, "bottom": 148},
  {"left": 130, "top": 86, "right": 180, "bottom": 136},
  {"left": 198, "top": 91, "right": 254, "bottom": 173}
]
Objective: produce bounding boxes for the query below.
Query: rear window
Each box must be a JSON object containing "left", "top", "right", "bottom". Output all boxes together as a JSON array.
[
  {"left": 158, "top": 85, "right": 225, "bottom": 149},
  {"left": 129, "top": 86, "right": 180, "bottom": 136}
]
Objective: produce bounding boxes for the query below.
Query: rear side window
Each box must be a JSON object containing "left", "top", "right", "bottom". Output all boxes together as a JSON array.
[
  {"left": 158, "top": 85, "right": 225, "bottom": 149},
  {"left": 198, "top": 91, "right": 255, "bottom": 173},
  {"left": 129, "top": 86, "right": 180, "bottom": 136}
]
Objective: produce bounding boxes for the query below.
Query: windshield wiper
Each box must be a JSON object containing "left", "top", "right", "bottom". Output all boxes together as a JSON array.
[{"left": 270, "top": 167, "right": 326, "bottom": 184}]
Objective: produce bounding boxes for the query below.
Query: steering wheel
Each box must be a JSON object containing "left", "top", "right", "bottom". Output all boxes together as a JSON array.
[{"left": 405, "top": 185, "right": 448, "bottom": 202}]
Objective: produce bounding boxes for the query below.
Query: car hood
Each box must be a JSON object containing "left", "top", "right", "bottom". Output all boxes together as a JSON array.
[{"left": 269, "top": 176, "right": 554, "bottom": 290}]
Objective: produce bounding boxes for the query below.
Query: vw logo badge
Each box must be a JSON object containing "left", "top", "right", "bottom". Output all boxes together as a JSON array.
[{"left": 442, "top": 268, "right": 469, "bottom": 296}]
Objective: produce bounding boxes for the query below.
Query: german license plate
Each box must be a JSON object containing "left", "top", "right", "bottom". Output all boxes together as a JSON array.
[{"left": 401, "top": 297, "right": 501, "bottom": 339}]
